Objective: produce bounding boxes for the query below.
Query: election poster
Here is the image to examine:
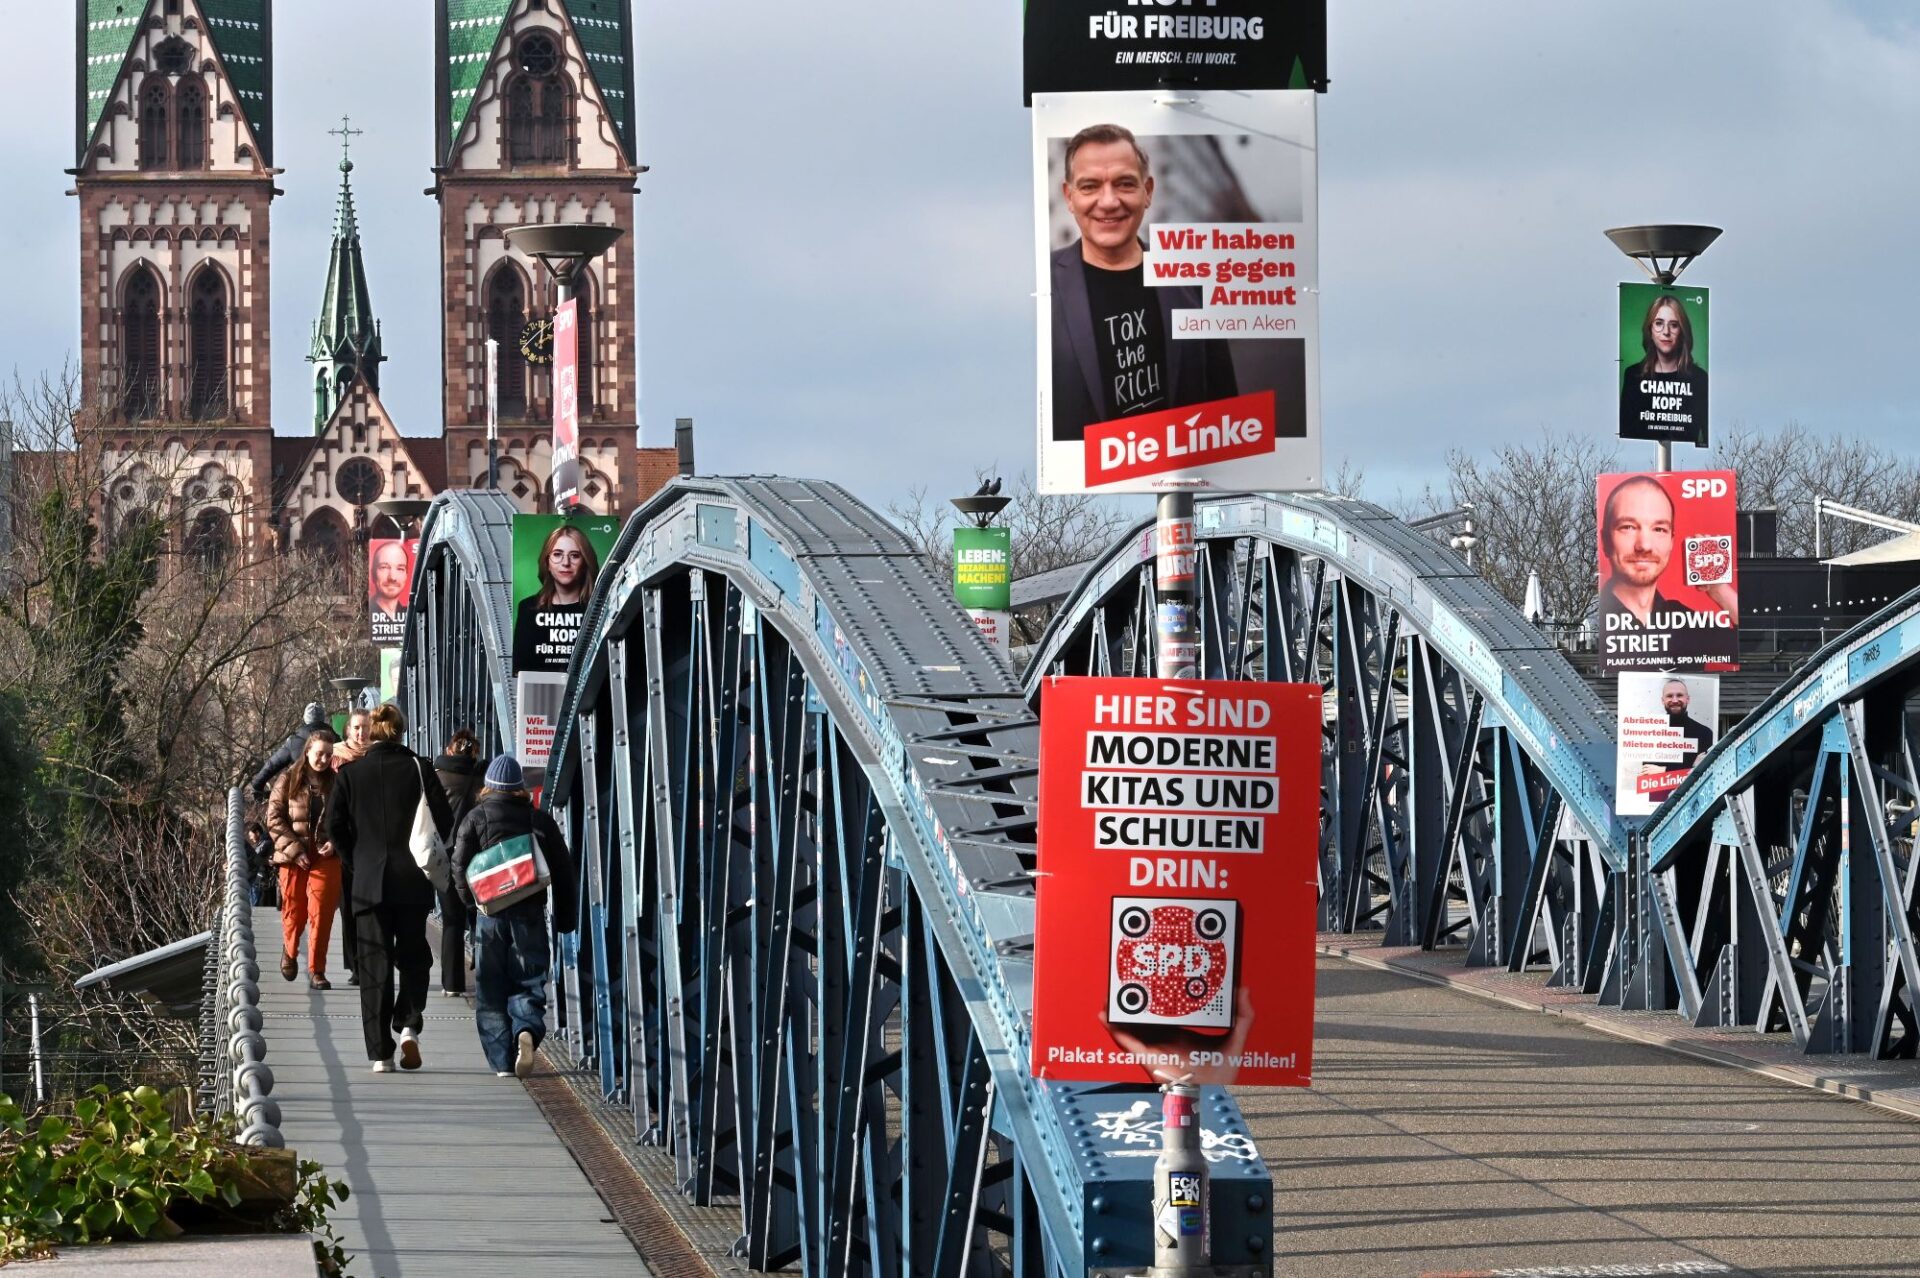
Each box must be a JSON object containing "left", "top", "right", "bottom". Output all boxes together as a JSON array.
[
  {"left": 1023, "top": 0, "right": 1327, "bottom": 102},
  {"left": 1034, "top": 90, "right": 1321, "bottom": 495},
  {"left": 968, "top": 608, "right": 1012, "bottom": 661},
  {"left": 1619, "top": 283, "right": 1710, "bottom": 447},
  {"left": 1596, "top": 470, "right": 1739, "bottom": 674},
  {"left": 953, "top": 526, "right": 1012, "bottom": 611},
  {"left": 1614, "top": 672, "right": 1719, "bottom": 817},
  {"left": 367, "top": 538, "right": 418, "bottom": 646},
  {"left": 378, "top": 648, "right": 401, "bottom": 706},
  {"left": 1033, "top": 676, "right": 1319, "bottom": 1086},
  {"left": 511, "top": 513, "right": 622, "bottom": 775},
  {"left": 551, "top": 297, "right": 581, "bottom": 510}
]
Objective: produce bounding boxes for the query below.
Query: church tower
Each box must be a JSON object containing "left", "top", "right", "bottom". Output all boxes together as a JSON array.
[
  {"left": 308, "top": 125, "right": 383, "bottom": 433},
  {"left": 73, "top": 0, "right": 276, "bottom": 544},
  {"left": 431, "top": 0, "right": 642, "bottom": 514}
]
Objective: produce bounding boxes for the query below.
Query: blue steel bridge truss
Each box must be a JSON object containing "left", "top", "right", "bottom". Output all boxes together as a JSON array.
[
  {"left": 401, "top": 480, "right": 1273, "bottom": 1277},
  {"left": 1027, "top": 493, "right": 1629, "bottom": 987},
  {"left": 393, "top": 478, "right": 1920, "bottom": 1276},
  {"left": 1641, "top": 584, "right": 1920, "bottom": 1054}
]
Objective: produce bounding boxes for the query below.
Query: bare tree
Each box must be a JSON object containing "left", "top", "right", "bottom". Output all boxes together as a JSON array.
[
  {"left": 0, "top": 368, "right": 371, "bottom": 984},
  {"left": 1709, "top": 423, "right": 1920, "bottom": 558},
  {"left": 1404, "top": 430, "right": 1620, "bottom": 623},
  {"left": 887, "top": 469, "right": 1136, "bottom": 643}
]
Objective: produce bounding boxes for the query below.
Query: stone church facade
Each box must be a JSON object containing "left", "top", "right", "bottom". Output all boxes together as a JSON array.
[{"left": 72, "top": 0, "right": 673, "bottom": 559}]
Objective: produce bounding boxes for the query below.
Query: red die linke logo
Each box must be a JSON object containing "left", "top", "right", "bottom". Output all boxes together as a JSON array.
[
  {"left": 1085, "top": 390, "right": 1277, "bottom": 486},
  {"left": 1112, "top": 902, "right": 1229, "bottom": 1020}
]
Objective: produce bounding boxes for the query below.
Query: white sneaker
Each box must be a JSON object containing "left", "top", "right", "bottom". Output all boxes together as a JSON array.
[
  {"left": 398, "top": 1029, "right": 423, "bottom": 1071},
  {"left": 372, "top": 1059, "right": 394, "bottom": 1073},
  {"left": 495, "top": 1071, "right": 513, "bottom": 1078},
  {"left": 514, "top": 1030, "right": 536, "bottom": 1078}
]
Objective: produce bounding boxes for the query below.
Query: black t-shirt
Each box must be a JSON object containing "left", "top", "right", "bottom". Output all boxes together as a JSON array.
[
  {"left": 1081, "top": 260, "right": 1168, "bottom": 422},
  {"left": 513, "top": 596, "right": 586, "bottom": 674}
]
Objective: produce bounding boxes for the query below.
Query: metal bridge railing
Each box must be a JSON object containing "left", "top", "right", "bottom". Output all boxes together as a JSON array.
[{"left": 205, "top": 786, "right": 283, "bottom": 1147}]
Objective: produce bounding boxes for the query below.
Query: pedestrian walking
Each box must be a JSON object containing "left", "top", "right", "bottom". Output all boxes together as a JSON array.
[
  {"left": 432, "top": 728, "right": 485, "bottom": 996},
  {"left": 245, "top": 821, "right": 278, "bottom": 908},
  {"left": 249, "top": 701, "right": 330, "bottom": 800},
  {"left": 451, "top": 753, "right": 577, "bottom": 1078},
  {"left": 327, "top": 704, "right": 453, "bottom": 1073},
  {"left": 331, "top": 706, "right": 373, "bottom": 985},
  {"left": 264, "top": 729, "right": 341, "bottom": 989}
]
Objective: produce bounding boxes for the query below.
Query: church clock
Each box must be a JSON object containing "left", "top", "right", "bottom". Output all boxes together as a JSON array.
[{"left": 519, "top": 317, "right": 554, "bottom": 366}]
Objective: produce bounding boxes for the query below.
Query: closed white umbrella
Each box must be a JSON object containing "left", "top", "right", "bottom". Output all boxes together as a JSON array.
[{"left": 1522, "top": 570, "right": 1544, "bottom": 624}]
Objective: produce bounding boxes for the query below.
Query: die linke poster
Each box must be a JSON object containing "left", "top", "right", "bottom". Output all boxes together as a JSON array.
[
  {"left": 1032, "top": 676, "right": 1319, "bottom": 1086},
  {"left": 1034, "top": 90, "right": 1322, "bottom": 494}
]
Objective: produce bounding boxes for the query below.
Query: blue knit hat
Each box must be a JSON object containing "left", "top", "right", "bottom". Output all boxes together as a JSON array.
[{"left": 485, "top": 753, "right": 525, "bottom": 789}]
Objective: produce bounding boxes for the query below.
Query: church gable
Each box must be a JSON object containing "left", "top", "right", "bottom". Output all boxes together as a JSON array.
[
  {"left": 78, "top": 0, "right": 272, "bottom": 175},
  {"left": 284, "top": 383, "right": 439, "bottom": 545},
  {"left": 438, "top": 0, "right": 635, "bottom": 172}
]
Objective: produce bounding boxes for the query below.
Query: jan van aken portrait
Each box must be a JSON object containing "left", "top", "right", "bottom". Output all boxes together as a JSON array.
[{"left": 1044, "top": 126, "right": 1307, "bottom": 444}]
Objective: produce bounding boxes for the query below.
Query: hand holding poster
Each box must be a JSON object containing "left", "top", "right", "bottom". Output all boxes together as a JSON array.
[
  {"left": 1614, "top": 672, "right": 1719, "bottom": 816},
  {"left": 367, "top": 538, "right": 418, "bottom": 646},
  {"left": 1618, "top": 283, "right": 1709, "bottom": 446},
  {"left": 1033, "top": 676, "right": 1318, "bottom": 1086},
  {"left": 1035, "top": 91, "right": 1320, "bottom": 494},
  {"left": 1596, "top": 470, "right": 1739, "bottom": 673}
]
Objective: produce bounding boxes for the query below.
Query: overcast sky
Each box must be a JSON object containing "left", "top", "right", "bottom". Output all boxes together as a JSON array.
[{"left": 8, "top": 1, "right": 1920, "bottom": 509}]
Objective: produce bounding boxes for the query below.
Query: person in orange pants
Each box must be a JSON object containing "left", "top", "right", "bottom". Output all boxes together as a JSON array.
[{"left": 266, "top": 729, "right": 342, "bottom": 988}]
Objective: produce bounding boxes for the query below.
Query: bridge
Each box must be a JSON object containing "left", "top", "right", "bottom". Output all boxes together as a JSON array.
[{"left": 187, "top": 480, "right": 1920, "bottom": 1275}]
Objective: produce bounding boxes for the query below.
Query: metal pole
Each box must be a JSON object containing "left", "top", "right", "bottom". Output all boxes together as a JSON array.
[
  {"left": 1150, "top": 497, "right": 1209, "bottom": 1276},
  {"left": 555, "top": 270, "right": 575, "bottom": 516},
  {"left": 1148, "top": 1082, "right": 1211, "bottom": 1275},
  {"left": 1155, "top": 494, "right": 1198, "bottom": 678},
  {"left": 28, "top": 992, "right": 44, "bottom": 1105},
  {"left": 485, "top": 337, "right": 500, "bottom": 489}
]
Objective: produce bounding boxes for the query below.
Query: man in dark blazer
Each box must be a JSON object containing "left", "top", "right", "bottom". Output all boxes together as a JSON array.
[
  {"left": 1050, "top": 122, "right": 1237, "bottom": 443},
  {"left": 328, "top": 706, "right": 454, "bottom": 1071}
]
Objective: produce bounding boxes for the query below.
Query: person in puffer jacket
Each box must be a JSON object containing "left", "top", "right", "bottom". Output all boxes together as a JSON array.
[{"left": 451, "top": 753, "right": 578, "bottom": 1078}]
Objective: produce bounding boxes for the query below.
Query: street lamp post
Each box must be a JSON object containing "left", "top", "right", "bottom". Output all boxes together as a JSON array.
[
  {"left": 329, "top": 676, "right": 369, "bottom": 717},
  {"left": 504, "top": 223, "right": 627, "bottom": 514},
  {"left": 1604, "top": 224, "right": 1722, "bottom": 474}
]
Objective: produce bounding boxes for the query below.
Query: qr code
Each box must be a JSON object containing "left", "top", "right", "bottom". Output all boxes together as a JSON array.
[{"left": 1685, "top": 535, "right": 1733, "bottom": 587}]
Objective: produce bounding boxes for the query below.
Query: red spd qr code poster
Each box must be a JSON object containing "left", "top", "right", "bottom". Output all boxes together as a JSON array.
[{"left": 1032, "top": 676, "right": 1319, "bottom": 1086}]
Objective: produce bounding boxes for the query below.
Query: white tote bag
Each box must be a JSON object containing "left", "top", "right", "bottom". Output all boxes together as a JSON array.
[{"left": 409, "top": 758, "right": 453, "bottom": 893}]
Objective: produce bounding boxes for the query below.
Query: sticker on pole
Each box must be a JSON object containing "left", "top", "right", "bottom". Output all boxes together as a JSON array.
[{"left": 1033, "top": 676, "right": 1319, "bottom": 1086}]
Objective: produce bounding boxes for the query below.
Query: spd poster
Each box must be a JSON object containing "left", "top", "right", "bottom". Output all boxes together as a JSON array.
[
  {"left": 367, "top": 539, "right": 418, "bottom": 646},
  {"left": 1033, "top": 676, "right": 1319, "bottom": 1086},
  {"left": 1619, "top": 283, "right": 1709, "bottom": 446},
  {"left": 1034, "top": 90, "right": 1321, "bottom": 494},
  {"left": 1596, "top": 470, "right": 1738, "bottom": 674}
]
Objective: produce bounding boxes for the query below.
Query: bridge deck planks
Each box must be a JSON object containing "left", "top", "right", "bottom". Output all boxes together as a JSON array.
[
  {"left": 253, "top": 908, "right": 652, "bottom": 1277},
  {"left": 1246, "top": 954, "right": 1920, "bottom": 1277}
]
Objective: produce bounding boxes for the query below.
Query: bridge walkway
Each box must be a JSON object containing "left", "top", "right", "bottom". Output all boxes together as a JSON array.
[
  {"left": 251, "top": 908, "right": 651, "bottom": 1278},
  {"left": 1254, "top": 954, "right": 1920, "bottom": 1277}
]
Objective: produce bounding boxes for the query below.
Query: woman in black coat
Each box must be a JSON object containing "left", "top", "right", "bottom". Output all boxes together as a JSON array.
[{"left": 327, "top": 704, "right": 453, "bottom": 1072}]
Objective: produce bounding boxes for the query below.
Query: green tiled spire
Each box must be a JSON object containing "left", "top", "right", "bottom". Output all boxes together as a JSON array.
[
  {"left": 308, "top": 121, "right": 383, "bottom": 434},
  {"left": 438, "top": 0, "right": 634, "bottom": 164},
  {"left": 78, "top": 0, "right": 273, "bottom": 164}
]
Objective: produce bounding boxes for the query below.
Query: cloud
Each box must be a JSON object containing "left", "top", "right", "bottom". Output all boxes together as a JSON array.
[{"left": 9, "top": 0, "right": 1920, "bottom": 513}]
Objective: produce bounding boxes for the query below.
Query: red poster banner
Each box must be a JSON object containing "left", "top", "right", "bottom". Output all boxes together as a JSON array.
[
  {"left": 551, "top": 297, "right": 581, "bottom": 509},
  {"left": 1033, "top": 676, "right": 1319, "bottom": 1086},
  {"left": 1595, "top": 469, "right": 1738, "bottom": 673}
]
